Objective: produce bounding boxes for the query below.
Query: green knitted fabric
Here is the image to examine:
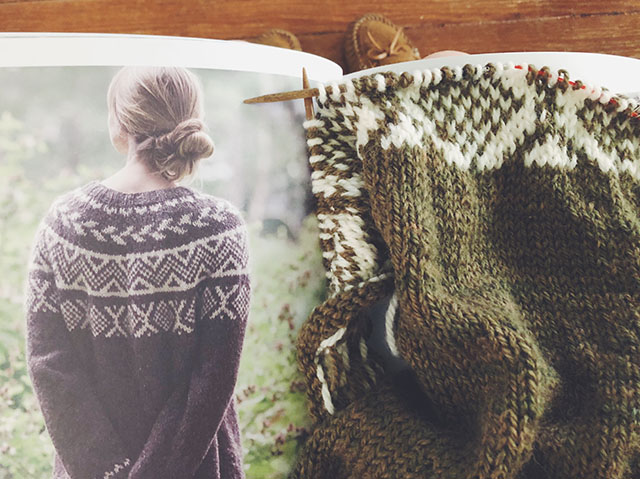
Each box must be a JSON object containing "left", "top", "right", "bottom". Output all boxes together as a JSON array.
[{"left": 294, "top": 63, "right": 640, "bottom": 478}]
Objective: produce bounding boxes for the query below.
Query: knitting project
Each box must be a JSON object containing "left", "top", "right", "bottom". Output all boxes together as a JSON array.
[{"left": 294, "top": 63, "right": 640, "bottom": 478}]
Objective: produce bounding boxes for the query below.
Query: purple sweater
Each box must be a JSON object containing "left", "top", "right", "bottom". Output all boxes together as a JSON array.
[{"left": 24, "top": 181, "right": 250, "bottom": 479}]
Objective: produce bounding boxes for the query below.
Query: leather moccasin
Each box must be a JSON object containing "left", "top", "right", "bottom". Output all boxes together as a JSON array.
[
  {"left": 250, "top": 29, "right": 302, "bottom": 51},
  {"left": 345, "top": 13, "right": 420, "bottom": 73}
]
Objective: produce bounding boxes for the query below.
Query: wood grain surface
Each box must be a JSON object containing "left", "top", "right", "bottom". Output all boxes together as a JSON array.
[{"left": 1, "top": 0, "right": 639, "bottom": 70}]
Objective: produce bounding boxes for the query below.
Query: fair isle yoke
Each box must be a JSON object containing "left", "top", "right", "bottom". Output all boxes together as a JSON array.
[
  {"left": 308, "top": 62, "right": 639, "bottom": 295},
  {"left": 295, "top": 63, "right": 640, "bottom": 478},
  {"left": 28, "top": 181, "right": 249, "bottom": 338},
  {"left": 25, "top": 180, "right": 250, "bottom": 479}
]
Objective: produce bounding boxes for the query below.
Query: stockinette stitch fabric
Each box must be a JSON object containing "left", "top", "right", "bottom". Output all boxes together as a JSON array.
[{"left": 293, "top": 63, "right": 640, "bottom": 478}]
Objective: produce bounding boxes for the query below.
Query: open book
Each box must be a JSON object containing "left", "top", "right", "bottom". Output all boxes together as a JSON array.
[{"left": 2, "top": 32, "right": 640, "bottom": 479}]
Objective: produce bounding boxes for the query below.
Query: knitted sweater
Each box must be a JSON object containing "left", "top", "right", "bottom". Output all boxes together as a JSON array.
[
  {"left": 295, "top": 63, "right": 640, "bottom": 478},
  {"left": 25, "top": 181, "right": 250, "bottom": 479}
]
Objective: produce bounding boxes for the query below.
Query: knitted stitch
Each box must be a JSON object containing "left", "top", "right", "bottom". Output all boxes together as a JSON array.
[
  {"left": 25, "top": 181, "right": 250, "bottom": 479},
  {"left": 295, "top": 63, "right": 640, "bottom": 478}
]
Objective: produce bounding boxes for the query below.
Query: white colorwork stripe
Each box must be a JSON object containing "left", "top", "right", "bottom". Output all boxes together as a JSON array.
[
  {"left": 33, "top": 268, "right": 248, "bottom": 298},
  {"left": 32, "top": 226, "right": 249, "bottom": 297},
  {"left": 316, "top": 364, "right": 335, "bottom": 415},
  {"left": 43, "top": 222, "right": 245, "bottom": 261},
  {"left": 385, "top": 292, "right": 399, "bottom": 357},
  {"left": 342, "top": 271, "right": 392, "bottom": 294},
  {"left": 314, "top": 326, "right": 347, "bottom": 415},
  {"left": 317, "top": 212, "right": 379, "bottom": 284},
  {"left": 303, "top": 119, "right": 324, "bottom": 129},
  {"left": 317, "top": 327, "right": 346, "bottom": 353}
]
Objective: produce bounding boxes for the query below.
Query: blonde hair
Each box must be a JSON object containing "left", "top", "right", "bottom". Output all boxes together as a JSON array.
[{"left": 107, "top": 66, "right": 214, "bottom": 181}]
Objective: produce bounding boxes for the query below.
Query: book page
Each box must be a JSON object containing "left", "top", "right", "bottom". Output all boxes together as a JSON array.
[{"left": 0, "top": 35, "right": 335, "bottom": 479}]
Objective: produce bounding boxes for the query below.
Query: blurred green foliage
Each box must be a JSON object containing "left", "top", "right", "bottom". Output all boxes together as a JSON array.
[
  {"left": 0, "top": 111, "right": 77, "bottom": 479},
  {"left": 0, "top": 67, "right": 324, "bottom": 478},
  {"left": 238, "top": 218, "right": 324, "bottom": 478}
]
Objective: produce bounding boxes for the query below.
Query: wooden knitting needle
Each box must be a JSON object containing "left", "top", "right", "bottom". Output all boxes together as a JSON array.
[
  {"left": 243, "top": 67, "right": 318, "bottom": 120},
  {"left": 302, "top": 67, "right": 314, "bottom": 120},
  {"left": 243, "top": 87, "right": 319, "bottom": 104}
]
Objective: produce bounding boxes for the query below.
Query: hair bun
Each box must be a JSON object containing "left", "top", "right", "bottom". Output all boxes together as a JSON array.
[
  {"left": 172, "top": 118, "right": 205, "bottom": 142},
  {"left": 170, "top": 118, "right": 215, "bottom": 162},
  {"left": 137, "top": 118, "right": 214, "bottom": 181}
]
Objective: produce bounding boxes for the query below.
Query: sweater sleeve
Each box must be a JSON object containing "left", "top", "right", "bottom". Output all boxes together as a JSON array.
[
  {"left": 25, "top": 223, "right": 132, "bottom": 479},
  {"left": 127, "top": 221, "right": 251, "bottom": 479}
]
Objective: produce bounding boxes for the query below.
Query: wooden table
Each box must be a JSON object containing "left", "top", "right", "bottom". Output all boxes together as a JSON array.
[{"left": 1, "top": 0, "right": 639, "bottom": 71}]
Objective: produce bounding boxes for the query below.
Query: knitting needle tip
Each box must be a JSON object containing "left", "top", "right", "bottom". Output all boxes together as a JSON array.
[{"left": 303, "top": 68, "right": 314, "bottom": 120}]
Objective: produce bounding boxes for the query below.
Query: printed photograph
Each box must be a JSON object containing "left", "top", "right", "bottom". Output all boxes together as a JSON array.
[{"left": 0, "top": 64, "right": 325, "bottom": 478}]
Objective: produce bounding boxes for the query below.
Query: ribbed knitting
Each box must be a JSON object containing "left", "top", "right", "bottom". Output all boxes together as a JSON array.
[
  {"left": 25, "top": 180, "right": 250, "bottom": 479},
  {"left": 294, "top": 63, "right": 640, "bottom": 478}
]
